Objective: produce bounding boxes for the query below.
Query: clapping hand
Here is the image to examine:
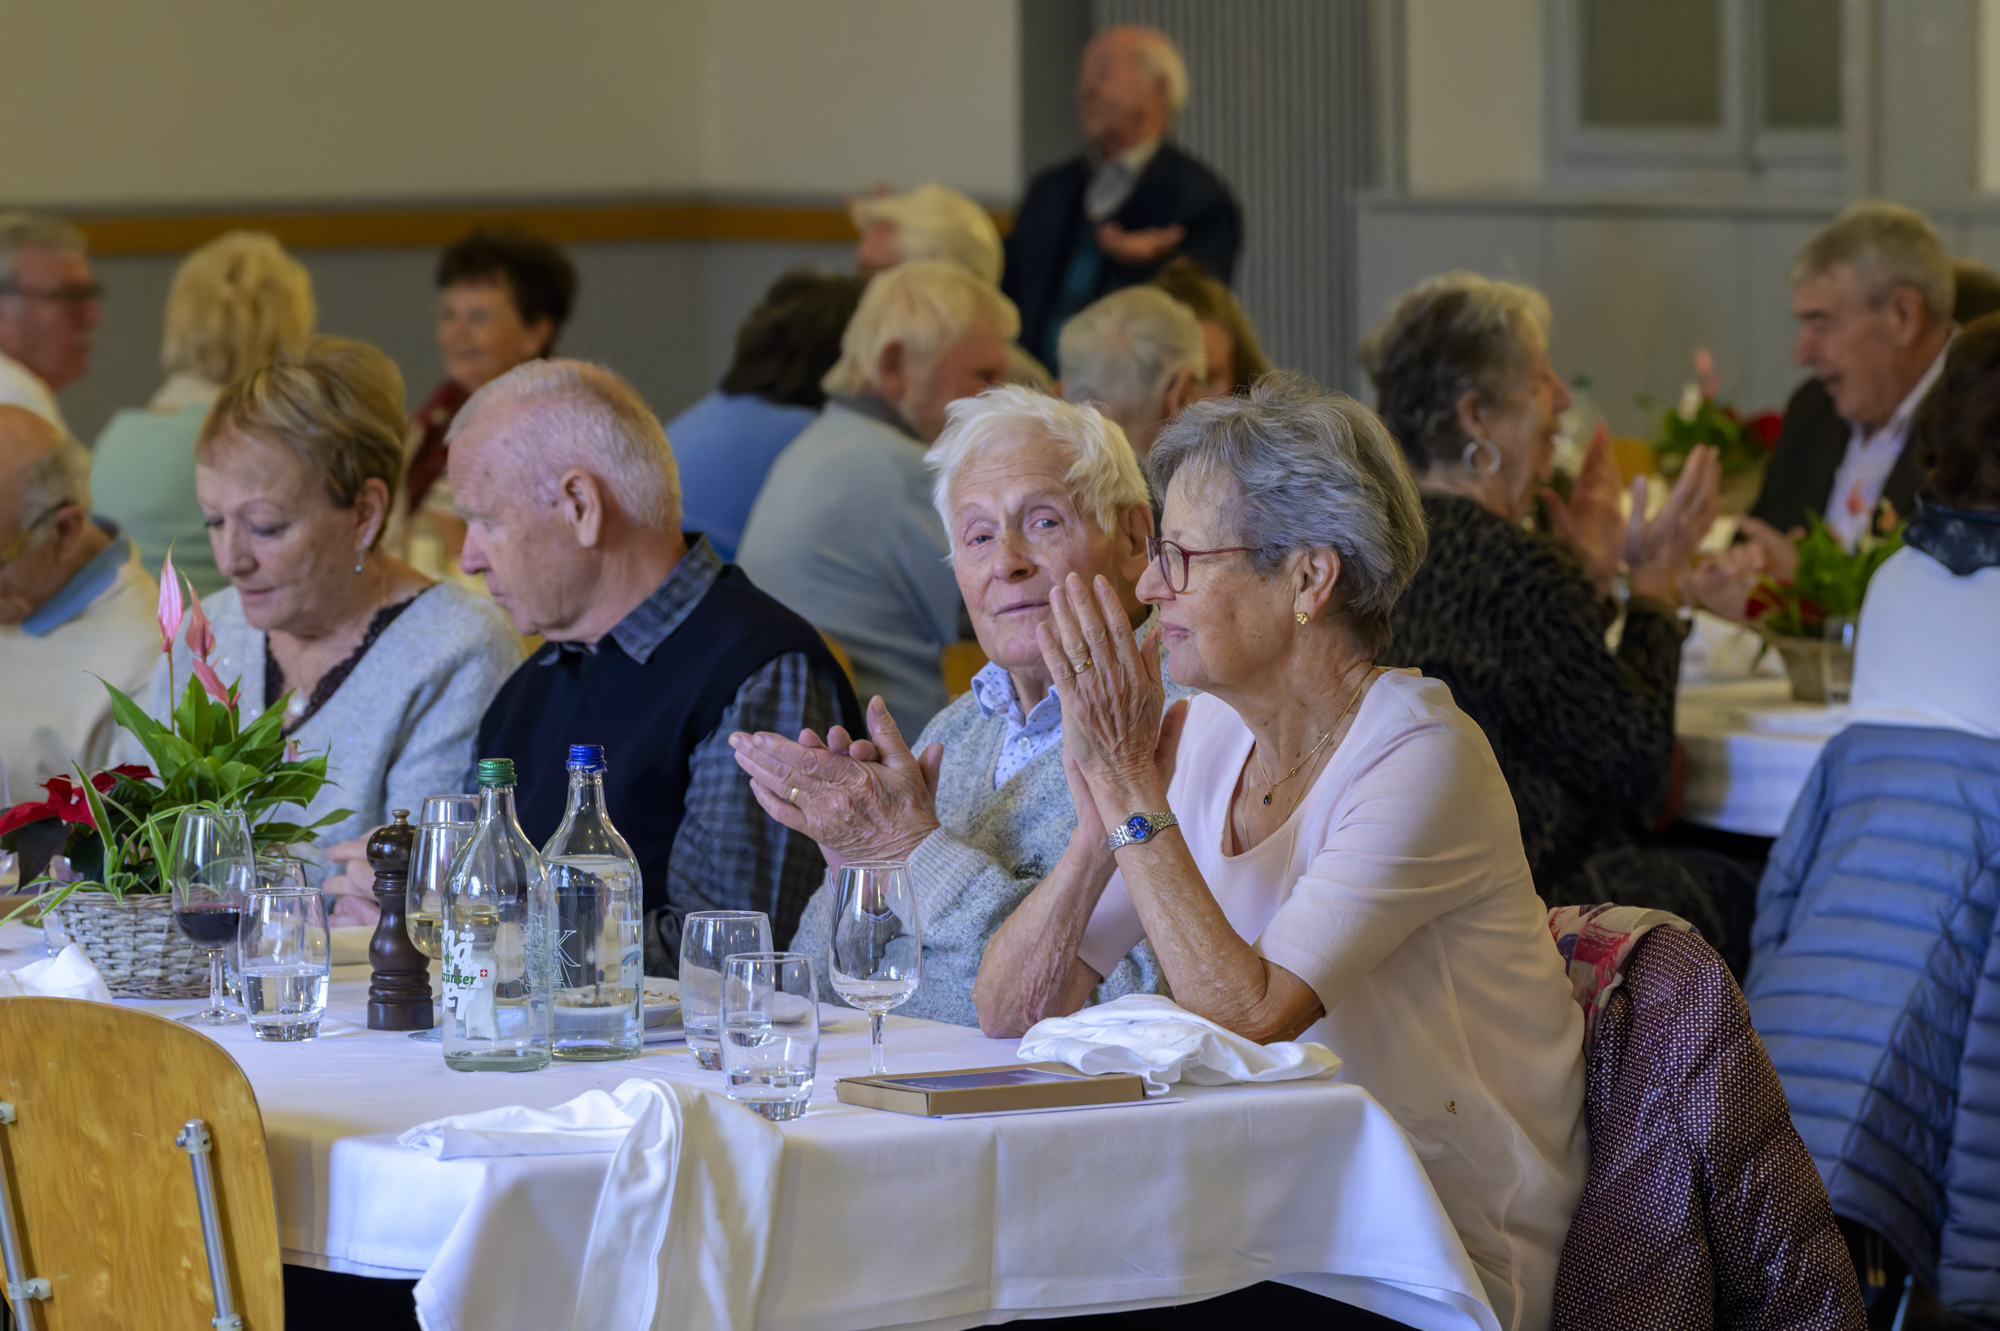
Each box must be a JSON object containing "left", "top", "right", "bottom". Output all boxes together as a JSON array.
[
  {"left": 1627, "top": 443, "right": 1722, "bottom": 601},
  {"left": 729, "top": 696, "right": 944, "bottom": 869},
  {"left": 1541, "top": 424, "right": 1627, "bottom": 596}
]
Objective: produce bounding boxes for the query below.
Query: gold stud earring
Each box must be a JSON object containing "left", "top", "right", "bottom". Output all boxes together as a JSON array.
[{"left": 1295, "top": 611, "right": 1309, "bottom": 626}]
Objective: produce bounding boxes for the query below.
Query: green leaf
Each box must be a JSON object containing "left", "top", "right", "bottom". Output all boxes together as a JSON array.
[{"left": 104, "top": 681, "right": 196, "bottom": 781}]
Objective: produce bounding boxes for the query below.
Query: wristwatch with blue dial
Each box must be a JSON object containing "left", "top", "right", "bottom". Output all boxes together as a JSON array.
[{"left": 1106, "top": 811, "right": 1179, "bottom": 851}]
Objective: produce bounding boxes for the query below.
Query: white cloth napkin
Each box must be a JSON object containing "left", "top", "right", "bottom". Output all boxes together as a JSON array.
[
  {"left": 1017, "top": 993, "right": 1341, "bottom": 1095},
  {"left": 400, "top": 1078, "right": 784, "bottom": 1331},
  {"left": 0, "top": 944, "right": 114, "bottom": 1002}
]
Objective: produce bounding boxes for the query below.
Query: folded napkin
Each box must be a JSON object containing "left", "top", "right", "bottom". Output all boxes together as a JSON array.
[
  {"left": 1017, "top": 993, "right": 1341, "bottom": 1095},
  {"left": 0, "top": 944, "right": 114, "bottom": 1003},
  {"left": 403, "top": 1078, "right": 785, "bottom": 1331}
]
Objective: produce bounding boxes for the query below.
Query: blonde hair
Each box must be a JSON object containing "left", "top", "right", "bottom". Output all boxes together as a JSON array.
[
  {"left": 198, "top": 336, "right": 407, "bottom": 539},
  {"left": 822, "top": 261, "right": 1019, "bottom": 398},
  {"left": 162, "top": 231, "right": 316, "bottom": 385},
  {"left": 849, "top": 185, "right": 1003, "bottom": 285},
  {"left": 927, "top": 385, "right": 1149, "bottom": 549},
  {"left": 452, "top": 360, "right": 681, "bottom": 531}
]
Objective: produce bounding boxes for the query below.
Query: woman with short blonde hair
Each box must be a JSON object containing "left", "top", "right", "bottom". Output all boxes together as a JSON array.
[
  {"left": 93, "top": 231, "right": 317, "bottom": 594},
  {"left": 126, "top": 337, "right": 525, "bottom": 920}
]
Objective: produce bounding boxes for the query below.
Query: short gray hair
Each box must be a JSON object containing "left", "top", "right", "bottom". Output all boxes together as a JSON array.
[
  {"left": 822, "top": 261, "right": 1019, "bottom": 398},
  {"left": 0, "top": 213, "right": 87, "bottom": 285},
  {"left": 1359, "top": 271, "right": 1551, "bottom": 472},
  {"left": 849, "top": 185, "right": 1003, "bottom": 286},
  {"left": 452, "top": 359, "right": 681, "bottom": 530},
  {"left": 1114, "top": 26, "right": 1189, "bottom": 116},
  {"left": 18, "top": 432, "right": 92, "bottom": 539},
  {"left": 1059, "top": 287, "right": 1206, "bottom": 424},
  {"left": 1148, "top": 374, "right": 1426, "bottom": 656},
  {"left": 926, "top": 385, "right": 1150, "bottom": 554},
  {"left": 1793, "top": 201, "right": 1954, "bottom": 323}
]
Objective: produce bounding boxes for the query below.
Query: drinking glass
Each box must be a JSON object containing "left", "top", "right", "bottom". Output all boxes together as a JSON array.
[
  {"left": 406, "top": 795, "right": 477, "bottom": 1043},
  {"left": 721, "top": 952, "right": 819, "bottom": 1121},
  {"left": 679, "top": 911, "right": 771, "bottom": 1070},
  {"left": 239, "top": 873, "right": 331, "bottom": 1041},
  {"left": 829, "top": 861, "right": 921, "bottom": 1074},
  {"left": 171, "top": 807, "right": 255, "bottom": 1026},
  {"left": 1822, "top": 616, "right": 1857, "bottom": 705}
]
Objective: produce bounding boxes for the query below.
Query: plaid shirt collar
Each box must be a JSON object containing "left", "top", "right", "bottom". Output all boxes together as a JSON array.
[{"left": 545, "top": 534, "right": 722, "bottom": 666}]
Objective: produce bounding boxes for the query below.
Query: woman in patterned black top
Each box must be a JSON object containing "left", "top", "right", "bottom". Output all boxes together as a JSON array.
[{"left": 1361, "top": 273, "right": 1748, "bottom": 960}]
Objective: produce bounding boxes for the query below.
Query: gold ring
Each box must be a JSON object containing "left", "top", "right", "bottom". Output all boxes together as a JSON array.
[
  {"left": 788, "top": 787, "right": 802, "bottom": 805},
  {"left": 1074, "top": 657, "right": 1094, "bottom": 675}
]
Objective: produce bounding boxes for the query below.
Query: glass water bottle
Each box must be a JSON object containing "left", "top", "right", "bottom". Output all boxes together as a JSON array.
[
  {"left": 441, "top": 758, "right": 554, "bottom": 1072},
  {"left": 542, "top": 744, "right": 645, "bottom": 1061}
]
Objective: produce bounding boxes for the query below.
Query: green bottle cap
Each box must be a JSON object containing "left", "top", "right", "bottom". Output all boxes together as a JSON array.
[{"left": 476, "top": 758, "right": 516, "bottom": 788}]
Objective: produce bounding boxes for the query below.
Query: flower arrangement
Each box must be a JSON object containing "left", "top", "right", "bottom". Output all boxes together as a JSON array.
[
  {"left": 1648, "top": 348, "right": 1782, "bottom": 479},
  {"left": 0, "top": 551, "right": 348, "bottom": 916},
  {"left": 1746, "top": 516, "right": 1904, "bottom": 637}
]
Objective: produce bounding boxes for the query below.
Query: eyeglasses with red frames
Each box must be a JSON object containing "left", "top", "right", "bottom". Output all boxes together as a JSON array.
[{"left": 1147, "top": 536, "right": 1255, "bottom": 593}]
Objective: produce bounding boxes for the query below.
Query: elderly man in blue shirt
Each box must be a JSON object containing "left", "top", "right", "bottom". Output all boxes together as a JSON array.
[{"left": 0, "top": 407, "right": 159, "bottom": 803}]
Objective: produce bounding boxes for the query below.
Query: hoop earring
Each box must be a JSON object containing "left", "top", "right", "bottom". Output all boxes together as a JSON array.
[{"left": 1461, "top": 438, "right": 1503, "bottom": 476}]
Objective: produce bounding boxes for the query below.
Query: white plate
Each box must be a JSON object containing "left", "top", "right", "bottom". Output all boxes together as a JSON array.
[{"left": 643, "top": 978, "right": 680, "bottom": 1030}]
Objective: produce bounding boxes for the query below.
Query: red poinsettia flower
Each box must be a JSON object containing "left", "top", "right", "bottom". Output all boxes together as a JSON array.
[
  {"left": 1747, "top": 412, "right": 1783, "bottom": 447},
  {"left": 0, "top": 765, "right": 155, "bottom": 837}
]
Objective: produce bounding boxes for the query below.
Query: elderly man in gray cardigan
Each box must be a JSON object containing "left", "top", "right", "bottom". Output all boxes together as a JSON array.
[{"left": 731, "top": 385, "right": 1189, "bottom": 1029}]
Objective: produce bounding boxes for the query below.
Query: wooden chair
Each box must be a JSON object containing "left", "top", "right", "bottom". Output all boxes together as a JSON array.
[
  {"left": 819, "top": 631, "right": 859, "bottom": 693},
  {"left": 0, "top": 997, "right": 283, "bottom": 1329},
  {"left": 940, "top": 640, "right": 988, "bottom": 701}
]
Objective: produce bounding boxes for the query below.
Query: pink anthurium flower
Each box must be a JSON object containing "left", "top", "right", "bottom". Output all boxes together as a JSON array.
[
  {"left": 156, "top": 549, "right": 185, "bottom": 655},
  {"left": 185, "top": 588, "right": 217, "bottom": 660},
  {"left": 190, "top": 657, "right": 232, "bottom": 706}
]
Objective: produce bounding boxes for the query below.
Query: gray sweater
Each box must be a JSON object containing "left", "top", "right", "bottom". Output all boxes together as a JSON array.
[{"left": 790, "top": 673, "right": 1180, "bottom": 1028}]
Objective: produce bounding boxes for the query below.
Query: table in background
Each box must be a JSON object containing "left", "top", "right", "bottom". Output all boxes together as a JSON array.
[
  {"left": 0, "top": 925, "right": 1498, "bottom": 1331},
  {"left": 1677, "top": 677, "right": 1845, "bottom": 838}
]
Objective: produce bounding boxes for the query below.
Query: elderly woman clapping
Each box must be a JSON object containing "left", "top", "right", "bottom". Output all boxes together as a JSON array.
[
  {"left": 979, "top": 376, "right": 1587, "bottom": 1331},
  {"left": 1363, "top": 273, "right": 1739, "bottom": 959},
  {"left": 729, "top": 385, "right": 1188, "bottom": 1025},
  {"left": 128, "top": 338, "right": 525, "bottom": 916}
]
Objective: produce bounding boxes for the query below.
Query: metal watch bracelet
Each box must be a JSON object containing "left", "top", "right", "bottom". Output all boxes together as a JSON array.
[{"left": 1106, "top": 810, "right": 1179, "bottom": 851}]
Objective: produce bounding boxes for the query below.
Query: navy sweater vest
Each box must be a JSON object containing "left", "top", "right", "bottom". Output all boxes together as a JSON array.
[{"left": 475, "top": 565, "right": 861, "bottom": 913}]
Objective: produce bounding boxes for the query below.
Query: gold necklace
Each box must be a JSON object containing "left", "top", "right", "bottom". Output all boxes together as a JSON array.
[{"left": 1253, "top": 669, "right": 1369, "bottom": 808}]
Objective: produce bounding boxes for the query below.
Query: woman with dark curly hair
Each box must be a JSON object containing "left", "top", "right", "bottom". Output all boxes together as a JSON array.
[{"left": 1361, "top": 272, "right": 1750, "bottom": 963}]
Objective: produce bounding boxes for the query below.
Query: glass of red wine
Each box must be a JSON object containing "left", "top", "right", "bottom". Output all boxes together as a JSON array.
[{"left": 172, "top": 806, "right": 255, "bottom": 1026}]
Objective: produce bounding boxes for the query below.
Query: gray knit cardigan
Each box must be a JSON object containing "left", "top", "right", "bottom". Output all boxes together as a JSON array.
[{"left": 789, "top": 674, "right": 1182, "bottom": 1027}]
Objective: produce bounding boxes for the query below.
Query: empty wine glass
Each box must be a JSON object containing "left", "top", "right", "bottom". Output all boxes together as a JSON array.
[
  {"left": 171, "top": 807, "right": 255, "bottom": 1026},
  {"left": 829, "top": 861, "right": 921, "bottom": 1074},
  {"left": 405, "top": 794, "right": 477, "bottom": 1042}
]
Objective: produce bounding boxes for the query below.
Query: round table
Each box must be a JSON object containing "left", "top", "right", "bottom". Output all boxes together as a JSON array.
[
  {"left": 0, "top": 924, "right": 1501, "bottom": 1331},
  {"left": 1677, "top": 677, "right": 1845, "bottom": 839}
]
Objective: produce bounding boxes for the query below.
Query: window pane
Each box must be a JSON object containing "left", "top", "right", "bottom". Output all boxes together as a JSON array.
[
  {"left": 1581, "top": 0, "right": 1723, "bottom": 126},
  {"left": 1763, "top": 0, "right": 1842, "bottom": 128}
]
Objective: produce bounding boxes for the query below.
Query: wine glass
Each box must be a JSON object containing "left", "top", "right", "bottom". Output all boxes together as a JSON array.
[
  {"left": 829, "top": 861, "right": 921, "bottom": 1074},
  {"left": 171, "top": 807, "right": 255, "bottom": 1026},
  {"left": 405, "top": 794, "right": 477, "bottom": 1042}
]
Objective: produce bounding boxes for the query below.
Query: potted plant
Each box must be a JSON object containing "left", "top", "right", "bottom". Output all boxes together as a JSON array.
[
  {"left": 1646, "top": 348, "right": 1782, "bottom": 513},
  {"left": 0, "top": 554, "right": 348, "bottom": 996},
  {"left": 1746, "top": 518, "right": 1903, "bottom": 703}
]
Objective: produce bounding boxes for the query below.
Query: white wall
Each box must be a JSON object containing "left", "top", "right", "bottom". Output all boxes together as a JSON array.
[
  {"left": 0, "top": 0, "right": 1019, "bottom": 208},
  {"left": 1982, "top": 0, "right": 2000, "bottom": 191},
  {"left": 1404, "top": 0, "right": 1545, "bottom": 194}
]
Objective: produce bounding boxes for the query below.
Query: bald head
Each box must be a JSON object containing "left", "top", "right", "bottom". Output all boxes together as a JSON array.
[
  {"left": 1078, "top": 26, "right": 1185, "bottom": 157},
  {"left": 0, "top": 404, "right": 107, "bottom": 625}
]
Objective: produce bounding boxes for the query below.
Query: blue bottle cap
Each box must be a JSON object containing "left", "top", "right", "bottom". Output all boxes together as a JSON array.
[{"left": 567, "top": 744, "right": 607, "bottom": 773}]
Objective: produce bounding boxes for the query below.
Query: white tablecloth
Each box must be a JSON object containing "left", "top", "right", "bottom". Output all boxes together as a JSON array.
[
  {"left": 1677, "top": 677, "right": 1844, "bottom": 838},
  {"left": 0, "top": 924, "right": 1498, "bottom": 1331}
]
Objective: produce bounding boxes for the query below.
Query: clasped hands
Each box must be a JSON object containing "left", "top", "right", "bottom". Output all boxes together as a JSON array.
[{"left": 729, "top": 695, "right": 945, "bottom": 870}]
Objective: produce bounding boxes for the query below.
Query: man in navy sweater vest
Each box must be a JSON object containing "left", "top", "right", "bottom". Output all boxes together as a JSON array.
[{"left": 450, "top": 361, "right": 860, "bottom": 974}]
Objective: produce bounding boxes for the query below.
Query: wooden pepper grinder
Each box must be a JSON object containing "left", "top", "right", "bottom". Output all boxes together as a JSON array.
[{"left": 365, "top": 810, "right": 432, "bottom": 1031}]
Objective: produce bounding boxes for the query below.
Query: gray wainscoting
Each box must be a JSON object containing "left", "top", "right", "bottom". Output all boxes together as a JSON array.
[
  {"left": 1358, "top": 192, "right": 2000, "bottom": 435},
  {"left": 62, "top": 238, "right": 853, "bottom": 448}
]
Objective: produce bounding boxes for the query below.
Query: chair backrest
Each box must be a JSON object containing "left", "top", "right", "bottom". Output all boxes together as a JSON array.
[
  {"left": 0, "top": 997, "right": 283, "bottom": 1329},
  {"left": 1551, "top": 927, "right": 1863, "bottom": 1331},
  {"left": 940, "top": 640, "right": 988, "bottom": 700}
]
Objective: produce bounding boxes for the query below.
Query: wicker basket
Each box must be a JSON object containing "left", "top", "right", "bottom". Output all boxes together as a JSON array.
[{"left": 49, "top": 890, "right": 209, "bottom": 998}]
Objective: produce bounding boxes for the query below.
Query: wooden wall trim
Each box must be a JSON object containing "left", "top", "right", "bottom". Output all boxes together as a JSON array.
[{"left": 72, "top": 199, "right": 874, "bottom": 254}]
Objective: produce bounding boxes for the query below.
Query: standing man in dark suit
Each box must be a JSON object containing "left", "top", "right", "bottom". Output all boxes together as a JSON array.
[
  {"left": 1004, "top": 26, "right": 1242, "bottom": 369},
  {"left": 1742, "top": 203, "right": 1953, "bottom": 578}
]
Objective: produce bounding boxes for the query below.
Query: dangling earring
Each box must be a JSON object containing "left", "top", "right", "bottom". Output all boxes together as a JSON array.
[
  {"left": 1461, "top": 438, "right": 1503, "bottom": 475},
  {"left": 1295, "top": 611, "right": 1309, "bottom": 626},
  {"left": 354, "top": 555, "right": 364, "bottom": 575}
]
